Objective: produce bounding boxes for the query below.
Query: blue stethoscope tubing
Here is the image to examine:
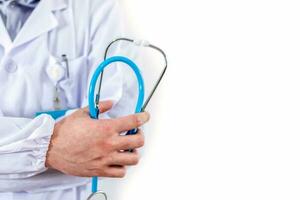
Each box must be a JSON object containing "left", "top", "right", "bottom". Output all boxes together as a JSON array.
[{"left": 88, "top": 56, "right": 145, "bottom": 193}]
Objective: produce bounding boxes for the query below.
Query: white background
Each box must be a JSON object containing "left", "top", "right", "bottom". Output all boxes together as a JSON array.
[{"left": 102, "top": 0, "right": 300, "bottom": 199}]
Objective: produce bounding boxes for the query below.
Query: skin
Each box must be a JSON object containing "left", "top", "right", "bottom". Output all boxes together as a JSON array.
[{"left": 46, "top": 100, "right": 150, "bottom": 178}]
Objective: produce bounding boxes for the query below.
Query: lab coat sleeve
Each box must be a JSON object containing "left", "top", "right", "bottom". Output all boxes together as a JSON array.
[
  {"left": 81, "top": 0, "right": 138, "bottom": 117},
  {"left": 0, "top": 114, "right": 55, "bottom": 179}
]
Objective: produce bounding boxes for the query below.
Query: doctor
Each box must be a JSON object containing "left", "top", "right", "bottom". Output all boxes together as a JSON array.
[{"left": 0, "top": 0, "right": 150, "bottom": 199}]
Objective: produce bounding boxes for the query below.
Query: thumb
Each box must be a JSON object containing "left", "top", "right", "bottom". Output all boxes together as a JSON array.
[
  {"left": 98, "top": 100, "right": 113, "bottom": 113},
  {"left": 82, "top": 100, "right": 113, "bottom": 113}
]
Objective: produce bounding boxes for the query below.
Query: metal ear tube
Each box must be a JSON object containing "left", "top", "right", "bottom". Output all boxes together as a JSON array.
[{"left": 98, "top": 38, "right": 168, "bottom": 112}]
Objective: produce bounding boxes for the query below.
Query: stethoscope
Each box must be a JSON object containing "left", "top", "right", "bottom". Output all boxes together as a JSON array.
[{"left": 86, "top": 38, "right": 168, "bottom": 200}]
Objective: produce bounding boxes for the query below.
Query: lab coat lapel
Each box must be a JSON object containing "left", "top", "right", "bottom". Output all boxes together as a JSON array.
[
  {"left": 13, "top": 0, "right": 68, "bottom": 48},
  {"left": 0, "top": 18, "right": 12, "bottom": 50}
]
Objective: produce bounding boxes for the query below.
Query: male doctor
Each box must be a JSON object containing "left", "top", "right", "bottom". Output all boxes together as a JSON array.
[{"left": 0, "top": 0, "right": 150, "bottom": 199}]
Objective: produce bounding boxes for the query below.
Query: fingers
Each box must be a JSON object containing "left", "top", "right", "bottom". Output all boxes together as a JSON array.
[
  {"left": 115, "top": 130, "right": 145, "bottom": 150},
  {"left": 107, "top": 150, "right": 140, "bottom": 166},
  {"left": 89, "top": 165, "right": 127, "bottom": 178},
  {"left": 82, "top": 100, "right": 113, "bottom": 113},
  {"left": 112, "top": 112, "right": 150, "bottom": 132},
  {"left": 96, "top": 130, "right": 144, "bottom": 152},
  {"left": 104, "top": 165, "right": 126, "bottom": 178},
  {"left": 98, "top": 100, "right": 113, "bottom": 113},
  {"left": 91, "top": 150, "right": 139, "bottom": 177}
]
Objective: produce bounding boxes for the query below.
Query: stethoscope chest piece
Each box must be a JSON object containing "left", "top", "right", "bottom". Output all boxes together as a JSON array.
[{"left": 87, "top": 192, "right": 108, "bottom": 200}]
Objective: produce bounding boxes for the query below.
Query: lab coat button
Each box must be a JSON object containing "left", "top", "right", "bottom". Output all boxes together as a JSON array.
[{"left": 5, "top": 60, "right": 17, "bottom": 73}]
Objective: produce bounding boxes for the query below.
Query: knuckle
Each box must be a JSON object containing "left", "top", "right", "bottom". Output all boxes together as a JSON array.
[
  {"left": 136, "top": 135, "right": 145, "bottom": 147},
  {"left": 88, "top": 160, "right": 102, "bottom": 170},
  {"left": 117, "top": 169, "right": 126, "bottom": 178},
  {"left": 96, "top": 138, "right": 115, "bottom": 152},
  {"left": 132, "top": 155, "right": 140, "bottom": 165},
  {"left": 95, "top": 143, "right": 107, "bottom": 154},
  {"left": 132, "top": 115, "right": 141, "bottom": 127},
  {"left": 125, "top": 138, "right": 132, "bottom": 146},
  {"left": 92, "top": 143, "right": 103, "bottom": 155},
  {"left": 102, "top": 123, "right": 114, "bottom": 133},
  {"left": 105, "top": 154, "right": 114, "bottom": 164},
  {"left": 138, "top": 129, "right": 144, "bottom": 134},
  {"left": 105, "top": 138, "right": 117, "bottom": 149}
]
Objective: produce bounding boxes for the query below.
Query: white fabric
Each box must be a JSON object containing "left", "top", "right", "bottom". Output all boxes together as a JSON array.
[
  {"left": 0, "top": 0, "right": 39, "bottom": 40},
  {"left": 0, "top": 0, "right": 137, "bottom": 199}
]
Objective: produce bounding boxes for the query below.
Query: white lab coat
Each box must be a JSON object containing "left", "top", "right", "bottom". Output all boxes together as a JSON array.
[{"left": 0, "top": 0, "right": 138, "bottom": 199}]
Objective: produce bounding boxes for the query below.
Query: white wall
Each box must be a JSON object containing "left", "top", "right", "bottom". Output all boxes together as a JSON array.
[{"left": 102, "top": 0, "right": 300, "bottom": 199}]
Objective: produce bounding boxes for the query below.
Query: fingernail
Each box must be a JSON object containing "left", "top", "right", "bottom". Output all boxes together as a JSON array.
[{"left": 138, "top": 112, "right": 150, "bottom": 124}]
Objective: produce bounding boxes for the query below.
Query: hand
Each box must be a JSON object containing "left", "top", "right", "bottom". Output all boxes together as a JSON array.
[{"left": 45, "top": 101, "right": 150, "bottom": 178}]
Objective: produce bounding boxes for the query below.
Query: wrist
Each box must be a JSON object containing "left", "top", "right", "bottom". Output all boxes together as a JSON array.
[{"left": 45, "top": 122, "right": 60, "bottom": 168}]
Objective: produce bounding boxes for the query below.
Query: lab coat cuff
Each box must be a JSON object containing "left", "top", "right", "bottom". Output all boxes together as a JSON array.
[
  {"left": 21, "top": 114, "right": 55, "bottom": 177},
  {"left": 0, "top": 114, "right": 56, "bottom": 179},
  {"left": 34, "top": 115, "right": 56, "bottom": 171}
]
